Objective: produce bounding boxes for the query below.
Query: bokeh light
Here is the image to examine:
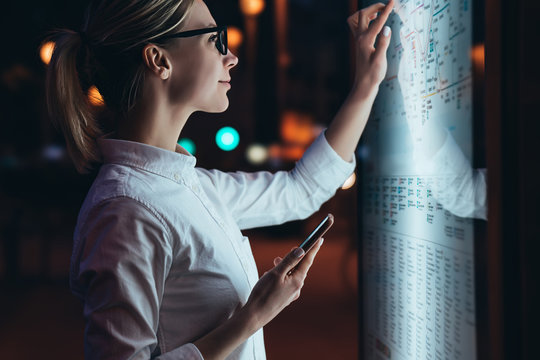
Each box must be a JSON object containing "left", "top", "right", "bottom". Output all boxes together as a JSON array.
[
  {"left": 39, "top": 41, "right": 55, "bottom": 65},
  {"left": 280, "top": 110, "right": 316, "bottom": 146},
  {"left": 88, "top": 86, "right": 105, "bottom": 106},
  {"left": 216, "top": 126, "right": 240, "bottom": 151},
  {"left": 227, "top": 27, "right": 244, "bottom": 51},
  {"left": 471, "top": 43, "right": 485, "bottom": 74},
  {"left": 239, "top": 0, "right": 265, "bottom": 16},
  {"left": 341, "top": 173, "right": 356, "bottom": 190},
  {"left": 177, "top": 138, "right": 196, "bottom": 155},
  {"left": 246, "top": 144, "right": 268, "bottom": 165}
]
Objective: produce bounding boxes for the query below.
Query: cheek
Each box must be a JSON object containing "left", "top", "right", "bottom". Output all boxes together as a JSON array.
[{"left": 170, "top": 56, "right": 221, "bottom": 105}]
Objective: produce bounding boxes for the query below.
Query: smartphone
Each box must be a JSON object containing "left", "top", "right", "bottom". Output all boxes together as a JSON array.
[{"left": 299, "top": 213, "right": 334, "bottom": 253}]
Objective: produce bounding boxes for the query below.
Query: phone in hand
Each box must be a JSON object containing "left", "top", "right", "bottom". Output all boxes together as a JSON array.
[{"left": 299, "top": 213, "right": 334, "bottom": 253}]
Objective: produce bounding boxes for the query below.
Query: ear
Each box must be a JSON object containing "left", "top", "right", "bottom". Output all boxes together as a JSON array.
[{"left": 142, "top": 44, "right": 172, "bottom": 80}]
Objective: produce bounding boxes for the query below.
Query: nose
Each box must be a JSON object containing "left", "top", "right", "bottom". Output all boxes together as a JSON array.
[{"left": 225, "top": 50, "right": 239, "bottom": 69}]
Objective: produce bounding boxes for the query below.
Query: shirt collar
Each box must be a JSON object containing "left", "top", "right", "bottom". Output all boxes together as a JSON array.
[{"left": 98, "top": 137, "right": 197, "bottom": 182}]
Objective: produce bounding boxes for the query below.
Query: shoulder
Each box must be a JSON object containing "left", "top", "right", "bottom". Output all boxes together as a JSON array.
[
  {"left": 77, "top": 164, "right": 176, "bottom": 239},
  {"left": 76, "top": 196, "right": 172, "bottom": 249},
  {"left": 70, "top": 195, "right": 174, "bottom": 297}
]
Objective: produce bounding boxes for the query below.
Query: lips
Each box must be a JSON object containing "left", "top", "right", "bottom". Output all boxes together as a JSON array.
[{"left": 219, "top": 80, "right": 231, "bottom": 88}]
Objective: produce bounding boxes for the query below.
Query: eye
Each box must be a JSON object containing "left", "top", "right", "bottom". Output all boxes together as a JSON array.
[{"left": 209, "top": 34, "right": 218, "bottom": 42}]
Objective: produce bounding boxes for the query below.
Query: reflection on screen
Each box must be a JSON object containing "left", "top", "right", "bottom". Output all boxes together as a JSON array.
[{"left": 359, "top": 0, "right": 477, "bottom": 359}]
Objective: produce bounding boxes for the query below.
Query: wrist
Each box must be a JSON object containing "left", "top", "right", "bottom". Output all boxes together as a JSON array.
[
  {"left": 193, "top": 304, "right": 262, "bottom": 360},
  {"left": 350, "top": 81, "right": 379, "bottom": 102},
  {"left": 235, "top": 303, "right": 263, "bottom": 334}
]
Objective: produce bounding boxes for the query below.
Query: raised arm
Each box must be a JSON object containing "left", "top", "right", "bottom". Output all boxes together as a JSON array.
[{"left": 325, "top": 0, "right": 394, "bottom": 162}]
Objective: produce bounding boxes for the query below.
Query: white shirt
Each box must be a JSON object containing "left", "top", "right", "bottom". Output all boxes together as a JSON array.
[
  {"left": 414, "top": 130, "right": 487, "bottom": 220},
  {"left": 70, "top": 131, "right": 355, "bottom": 360}
]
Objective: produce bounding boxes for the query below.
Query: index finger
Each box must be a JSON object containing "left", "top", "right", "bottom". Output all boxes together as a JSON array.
[
  {"left": 348, "top": 2, "right": 386, "bottom": 34},
  {"left": 367, "top": 0, "right": 394, "bottom": 38}
]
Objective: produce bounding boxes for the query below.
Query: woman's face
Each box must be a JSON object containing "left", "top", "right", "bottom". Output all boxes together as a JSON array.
[{"left": 166, "top": 0, "right": 238, "bottom": 113}]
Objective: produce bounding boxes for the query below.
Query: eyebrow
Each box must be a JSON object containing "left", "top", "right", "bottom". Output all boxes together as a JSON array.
[{"left": 183, "top": 23, "right": 217, "bottom": 31}]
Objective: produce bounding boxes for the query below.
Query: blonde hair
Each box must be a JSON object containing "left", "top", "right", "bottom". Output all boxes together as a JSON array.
[{"left": 45, "top": 0, "right": 196, "bottom": 173}]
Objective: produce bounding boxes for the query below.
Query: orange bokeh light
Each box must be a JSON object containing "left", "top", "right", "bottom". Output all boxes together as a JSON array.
[
  {"left": 40, "top": 41, "right": 55, "bottom": 65},
  {"left": 268, "top": 144, "right": 305, "bottom": 161},
  {"left": 240, "top": 0, "right": 265, "bottom": 16},
  {"left": 341, "top": 173, "right": 356, "bottom": 190},
  {"left": 281, "top": 145, "right": 305, "bottom": 161},
  {"left": 228, "top": 27, "right": 244, "bottom": 50},
  {"left": 88, "top": 86, "right": 105, "bottom": 106},
  {"left": 471, "top": 43, "right": 485, "bottom": 72},
  {"left": 280, "top": 110, "right": 316, "bottom": 146}
]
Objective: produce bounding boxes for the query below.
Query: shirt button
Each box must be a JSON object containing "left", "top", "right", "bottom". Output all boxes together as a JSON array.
[
  {"left": 191, "top": 184, "right": 199, "bottom": 193},
  {"left": 174, "top": 174, "right": 180, "bottom": 181}
]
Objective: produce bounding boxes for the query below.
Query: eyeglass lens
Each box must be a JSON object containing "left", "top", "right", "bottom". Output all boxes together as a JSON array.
[{"left": 216, "top": 29, "right": 227, "bottom": 55}]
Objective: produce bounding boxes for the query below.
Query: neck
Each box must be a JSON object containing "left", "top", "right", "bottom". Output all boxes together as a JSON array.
[{"left": 116, "top": 87, "right": 193, "bottom": 153}]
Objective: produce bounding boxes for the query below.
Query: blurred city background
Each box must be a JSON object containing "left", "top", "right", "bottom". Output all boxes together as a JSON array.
[{"left": 0, "top": 0, "right": 361, "bottom": 358}]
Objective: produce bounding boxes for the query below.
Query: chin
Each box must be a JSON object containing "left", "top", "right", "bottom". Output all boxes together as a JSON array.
[
  {"left": 216, "top": 100, "right": 230, "bottom": 113},
  {"left": 202, "top": 99, "right": 230, "bottom": 113}
]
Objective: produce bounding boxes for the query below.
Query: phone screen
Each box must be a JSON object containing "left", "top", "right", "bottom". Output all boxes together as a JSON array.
[{"left": 299, "top": 213, "right": 334, "bottom": 252}]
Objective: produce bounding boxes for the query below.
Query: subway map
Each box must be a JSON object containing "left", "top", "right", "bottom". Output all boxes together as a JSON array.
[{"left": 360, "top": 1, "right": 477, "bottom": 359}]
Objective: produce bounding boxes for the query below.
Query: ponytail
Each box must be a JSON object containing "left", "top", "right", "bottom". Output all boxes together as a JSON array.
[
  {"left": 45, "top": 30, "right": 102, "bottom": 173},
  {"left": 44, "top": 0, "right": 196, "bottom": 173}
]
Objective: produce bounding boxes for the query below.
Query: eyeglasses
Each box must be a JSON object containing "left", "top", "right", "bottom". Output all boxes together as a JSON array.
[{"left": 156, "top": 25, "right": 228, "bottom": 55}]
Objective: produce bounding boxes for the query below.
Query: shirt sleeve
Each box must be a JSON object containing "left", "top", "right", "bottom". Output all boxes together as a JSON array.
[
  {"left": 197, "top": 131, "right": 356, "bottom": 230},
  {"left": 71, "top": 197, "right": 204, "bottom": 360},
  {"left": 415, "top": 131, "right": 488, "bottom": 220}
]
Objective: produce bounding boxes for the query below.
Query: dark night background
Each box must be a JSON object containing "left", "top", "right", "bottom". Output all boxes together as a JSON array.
[
  {"left": 2, "top": 0, "right": 540, "bottom": 359},
  {"left": 0, "top": 1, "right": 361, "bottom": 359}
]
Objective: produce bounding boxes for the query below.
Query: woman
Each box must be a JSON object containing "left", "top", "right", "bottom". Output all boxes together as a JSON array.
[{"left": 45, "top": 0, "right": 393, "bottom": 358}]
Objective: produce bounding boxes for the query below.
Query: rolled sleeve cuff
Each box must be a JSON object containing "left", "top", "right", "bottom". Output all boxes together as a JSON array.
[{"left": 296, "top": 130, "right": 356, "bottom": 191}]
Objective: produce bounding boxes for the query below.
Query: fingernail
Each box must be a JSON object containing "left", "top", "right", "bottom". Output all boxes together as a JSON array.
[
  {"left": 293, "top": 248, "right": 305, "bottom": 257},
  {"left": 320, "top": 238, "right": 324, "bottom": 245},
  {"left": 383, "top": 26, "right": 391, "bottom": 37}
]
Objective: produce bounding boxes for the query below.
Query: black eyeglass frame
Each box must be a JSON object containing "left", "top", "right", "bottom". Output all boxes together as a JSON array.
[{"left": 156, "top": 26, "right": 228, "bottom": 55}]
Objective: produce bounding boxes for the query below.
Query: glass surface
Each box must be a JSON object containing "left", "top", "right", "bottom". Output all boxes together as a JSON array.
[{"left": 359, "top": 1, "right": 480, "bottom": 359}]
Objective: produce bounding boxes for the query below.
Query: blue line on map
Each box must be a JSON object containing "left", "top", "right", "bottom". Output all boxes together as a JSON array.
[
  {"left": 449, "top": 30, "right": 462, "bottom": 41},
  {"left": 433, "top": 3, "right": 450, "bottom": 17}
]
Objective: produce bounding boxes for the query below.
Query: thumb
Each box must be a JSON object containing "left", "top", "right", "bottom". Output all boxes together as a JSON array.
[
  {"left": 274, "top": 247, "right": 305, "bottom": 275},
  {"left": 375, "top": 25, "right": 392, "bottom": 58}
]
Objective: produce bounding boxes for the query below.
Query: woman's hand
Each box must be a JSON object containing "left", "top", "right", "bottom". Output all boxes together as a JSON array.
[
  {"left": 194, "top": 239, "right": 324, "bottom": 360},
  {"left": 347, "top": 0, "right": 394, "bottom": 97},
  {"left": 242, "top": 238, "right": 324, "bottom": 329},
  {"left": 324, "top": 0, "right": 394, "bottom": 161}
]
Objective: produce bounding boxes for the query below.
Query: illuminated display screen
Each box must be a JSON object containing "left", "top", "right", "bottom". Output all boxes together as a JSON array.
[{"left": 359, "top": 0, "right": 479, "bottom": 359}]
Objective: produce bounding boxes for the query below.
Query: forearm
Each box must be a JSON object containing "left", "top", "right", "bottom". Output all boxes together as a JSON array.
[
  {"left": 193, "top": 307, "right": 260, "bottom": 360},
  {"left": 325, "top": 85, "right": 378, "bottom": 162}
]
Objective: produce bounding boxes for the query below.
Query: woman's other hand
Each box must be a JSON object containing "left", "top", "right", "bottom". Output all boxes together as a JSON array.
[
  {"left": 242, "top": 238, "right": 324, "bottom": 329},
  {"left": 347, "top": 0, "right": 394, "bottom": 97},
  {"left": 194, "top": 238, "right": 324, "bottom": 359}
]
